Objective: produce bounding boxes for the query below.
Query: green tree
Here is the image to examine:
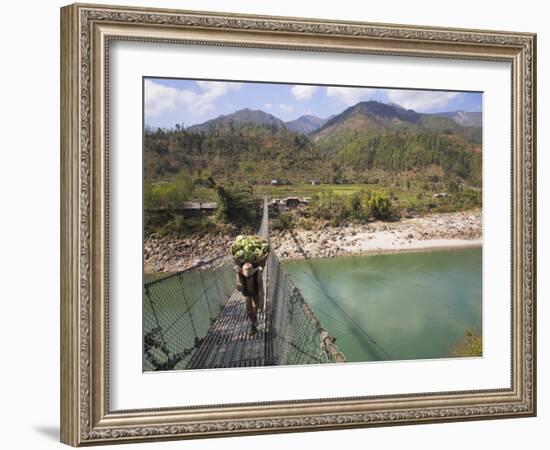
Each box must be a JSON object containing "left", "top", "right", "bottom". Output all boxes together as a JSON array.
[
  {"left": 215, "top": 183, "right": 260, "bottom": 226},
  {"left": 168, "top": 170, "right": 193, "bottom": 205},
  {"left": 369, "top": 191, "right": 392, "bottom": 220}
]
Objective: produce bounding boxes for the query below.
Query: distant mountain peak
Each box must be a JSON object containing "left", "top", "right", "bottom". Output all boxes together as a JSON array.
[
  {"left": 187, "top": 108, "right": 286, "bottom": 132},
  {"left": 285, "top": 114, "right": 326, "bottom": 134},
  {"left": 313, "top": 101, "right": 421, "bottom": 139}
]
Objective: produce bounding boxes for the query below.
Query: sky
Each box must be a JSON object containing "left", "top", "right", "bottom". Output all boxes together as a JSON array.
[{"left": 144, "top": 77, "right": 482, "bottom": 129}]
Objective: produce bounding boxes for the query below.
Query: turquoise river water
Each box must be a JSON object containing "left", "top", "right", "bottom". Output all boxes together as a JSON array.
[{"left": 284, "top": 247, "right": 482, "bottom": 362}]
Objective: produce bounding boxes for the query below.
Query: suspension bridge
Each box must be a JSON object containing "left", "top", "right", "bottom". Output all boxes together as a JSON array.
[{"left": 144, "top": 197, "right": 345, "bottom": 371}]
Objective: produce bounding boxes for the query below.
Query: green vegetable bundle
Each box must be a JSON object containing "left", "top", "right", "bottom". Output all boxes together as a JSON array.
[{"left": 231, "top": 235, "right": 270, "bottom": 265}]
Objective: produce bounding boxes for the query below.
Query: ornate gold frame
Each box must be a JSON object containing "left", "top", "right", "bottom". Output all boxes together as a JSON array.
[{"left": 60, "top": 3, "right": 536, "bottom": 446}]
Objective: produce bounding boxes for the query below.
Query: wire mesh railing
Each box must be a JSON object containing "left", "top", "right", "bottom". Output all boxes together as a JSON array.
[
  {"left": 265, "top": 249, "right": 345, "bottom": 366},
  {"left": 143, "top": 254, "right": 234, "bottom": 371},
  {"left": 262, "top": 197, "right": 344, "bottom": 365}
]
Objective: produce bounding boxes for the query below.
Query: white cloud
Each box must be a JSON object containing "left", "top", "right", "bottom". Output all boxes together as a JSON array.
[
  {"left": 144, "top": 80, "right": 179, "bottom": 118},
  {"left": 386, "top": 90, "right": 462, "bottom": 112},
  {"left": 279, "top": 104, "right": 294, "bottom": 112},
  {"left": 291, "top": 85, "right": 318, "bottom": 100},
  {"left": 196, "top": 80, "right": 242, "bottom": 100},
  {"left": 325, "top": 87, "right": 378, "bottom": 106},
  {"left": 144, "top": 79, "right": 241, "bottom": 118},
  {"left": 265, "top": 103, "right": 273, "bottom": 109}
]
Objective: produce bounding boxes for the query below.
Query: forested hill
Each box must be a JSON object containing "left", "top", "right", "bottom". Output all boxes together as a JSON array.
[
  {"left": 144, "top": 101, "right": 482, "bottom": 186},
  {"left": 144, "top": 123, "right": 322, "bottom": 183}
]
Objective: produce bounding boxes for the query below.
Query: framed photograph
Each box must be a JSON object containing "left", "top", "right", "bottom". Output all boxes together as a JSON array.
[{"left": 60, "top": 3, "right": 537, "bottom": 446}]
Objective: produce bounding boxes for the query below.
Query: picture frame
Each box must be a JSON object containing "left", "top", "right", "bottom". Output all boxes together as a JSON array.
[{"left": 60, "top": 2, "right": 536, "bottom": 446}]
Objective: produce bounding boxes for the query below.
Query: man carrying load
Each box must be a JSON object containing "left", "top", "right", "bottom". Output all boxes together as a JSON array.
[
  {"left": 236, "top": 262, "right": 264, "bottom": 336},
  {"left": 231, "top": 235, "right": 270, "bottom": 336}
]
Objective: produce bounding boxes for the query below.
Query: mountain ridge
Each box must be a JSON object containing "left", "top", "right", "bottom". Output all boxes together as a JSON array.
[
  {"left": 434, "top": 110, "right": 482, "bottom": 127},
  {"left": 312, "top": 101, "right": 481, "bottom": 144},
  {"left": 184, "top": 101, "right": 481, "bottom": 140}
]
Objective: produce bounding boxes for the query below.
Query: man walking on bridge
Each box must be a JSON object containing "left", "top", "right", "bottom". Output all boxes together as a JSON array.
[{"left": 236, "top": 262, "right": 264, "bottom": 336}]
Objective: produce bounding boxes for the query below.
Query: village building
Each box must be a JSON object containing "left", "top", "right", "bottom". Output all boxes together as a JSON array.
[
  {"left": 180, "top": 201, "right": 218, "bottom": 216},
  {"left": 278, "top": 197, "right": 309, "bottom": 210}
]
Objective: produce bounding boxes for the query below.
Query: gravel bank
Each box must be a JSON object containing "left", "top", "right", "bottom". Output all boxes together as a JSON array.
[
  {"left": 144, "top": 209, "right": 482, "bottom": 272},
  {"left": 270, "top": 209, "right": 482, "bottom": 260}
]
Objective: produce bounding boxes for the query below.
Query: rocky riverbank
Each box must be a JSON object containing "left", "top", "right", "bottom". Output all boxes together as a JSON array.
[
  {"left": 271, "top": 209, "right": 482, "bottom": 260},
  {"left": 144, "top": 233, "right": 234, "bottom": 273},
  {"left": 144, "top": 209, "right": 482, "bottom": 273}
]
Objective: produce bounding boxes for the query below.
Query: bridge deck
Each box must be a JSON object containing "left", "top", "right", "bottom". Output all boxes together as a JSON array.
[{"left": 187, "top": 287, "right": 269, "bottom": 369}]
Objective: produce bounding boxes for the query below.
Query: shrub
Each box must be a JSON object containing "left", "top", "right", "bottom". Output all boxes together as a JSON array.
[
  {"left": 452, "top": 330, "right": 482, "bottom": 357},
  {"left": 309, "top": 191, "right": 346, "bottom": 223},
  {"left": 271, "top": 212, "right": 295, "bottom": 231},
  {"left": 296, "top": 217, "right": 317, "bottom": 231},
  {"left": 368, "top": 190, "right": 392, "bottom": 219}
]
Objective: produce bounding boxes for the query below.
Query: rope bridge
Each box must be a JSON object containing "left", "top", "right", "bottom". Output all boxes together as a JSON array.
[{"left": 143, "top": 197, "right": 344, "bottom": 371}]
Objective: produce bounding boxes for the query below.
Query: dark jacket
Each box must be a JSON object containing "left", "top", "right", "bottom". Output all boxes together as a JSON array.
[{"left": 236, "top": 267, "right": 264, "bottom": 297}]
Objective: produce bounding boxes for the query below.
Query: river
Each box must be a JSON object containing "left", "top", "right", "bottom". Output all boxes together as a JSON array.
[{"left": 284, "top": 246, "right": 482, "bottom": 362}]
